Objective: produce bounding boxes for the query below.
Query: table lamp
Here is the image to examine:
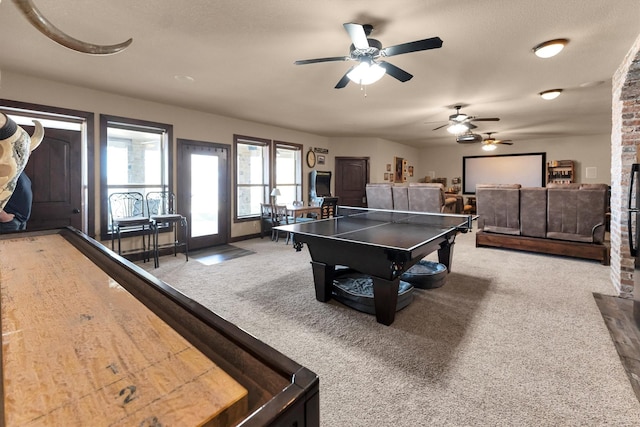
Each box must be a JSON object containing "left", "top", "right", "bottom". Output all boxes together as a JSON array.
[{"left": 270, "top": 188, "right": 280, "bottom": 204}]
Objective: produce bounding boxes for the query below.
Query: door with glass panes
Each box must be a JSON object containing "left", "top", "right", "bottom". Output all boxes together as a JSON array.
[{"left": 177, "top": 139, "right": 229, "bottom": 249}]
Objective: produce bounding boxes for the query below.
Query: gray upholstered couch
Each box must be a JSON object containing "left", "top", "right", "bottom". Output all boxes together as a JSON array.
[
  {"left": 475, "top": 183, "right": 609, "bottom": 264},
  {"left": 366, "top": 183, "right": 457, "bottom": 213}
]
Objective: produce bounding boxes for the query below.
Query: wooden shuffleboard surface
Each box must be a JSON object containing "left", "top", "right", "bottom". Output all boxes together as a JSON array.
[{"left": 0, "top": 234, "right": 248, "bottom": 426}]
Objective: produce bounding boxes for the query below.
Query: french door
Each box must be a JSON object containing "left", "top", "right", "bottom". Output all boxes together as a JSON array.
[{"left": 177, "top": 139, "right": 229, "bottom": 250}]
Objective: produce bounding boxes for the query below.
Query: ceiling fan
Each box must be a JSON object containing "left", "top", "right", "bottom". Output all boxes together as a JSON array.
[
  {"left": 483, "top": 132, "right": 513, "bottom": 146},
  {"left": 294, "top": 23, "right": 443, "bottom": 89},
  {"left": 480, "top": 132, "right": 513, "bottom": 150},
  {"left": 432, "top": 105, "right": 500, "bottom": 133}
]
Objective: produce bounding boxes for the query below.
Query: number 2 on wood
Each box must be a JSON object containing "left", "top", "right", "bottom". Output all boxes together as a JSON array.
[{"left": 119, "top": 385, "right": 137, "bottom": 404}]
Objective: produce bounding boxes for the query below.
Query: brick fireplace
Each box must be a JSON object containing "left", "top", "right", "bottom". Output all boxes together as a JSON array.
[{"left": 611, "top": 33, "right": 640, "bottom": 298}]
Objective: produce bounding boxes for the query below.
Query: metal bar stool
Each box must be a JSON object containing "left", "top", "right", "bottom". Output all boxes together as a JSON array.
[
  {"left": 108, "top": 191, "right": 155, "bottom": 263},
  {"left": 146, "top": 191, "right": 189, "bottom": 268}
]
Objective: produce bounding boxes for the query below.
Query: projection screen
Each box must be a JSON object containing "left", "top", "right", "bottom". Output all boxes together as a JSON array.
[{"left": 462, "top": 152, "right": 546, "bottom": 194}]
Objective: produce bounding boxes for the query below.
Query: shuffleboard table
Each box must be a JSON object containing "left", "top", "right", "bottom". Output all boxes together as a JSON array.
[{"left": 0, "top": 227, "right": 319, "bottom": 426}]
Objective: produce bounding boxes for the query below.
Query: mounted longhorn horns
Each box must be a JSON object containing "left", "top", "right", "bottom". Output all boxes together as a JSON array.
[{"left": 12, "top": 0, "right": 132, "bottom": 55}]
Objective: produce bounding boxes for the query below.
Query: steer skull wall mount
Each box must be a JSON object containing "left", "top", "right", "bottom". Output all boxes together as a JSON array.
[{"left": 0, "top": 113, "right": 43, "bottom": 210}]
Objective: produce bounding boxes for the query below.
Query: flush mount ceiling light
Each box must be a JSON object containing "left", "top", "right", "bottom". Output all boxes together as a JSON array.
[
  {"left": 347, "top": 61, "right": 386, "bottom": 85},
  {"left": 532, "top": 39, "right": 569, "bottom": 58},
  {"left": 539, "top": 89, "right": 563, "bottom": 100}
]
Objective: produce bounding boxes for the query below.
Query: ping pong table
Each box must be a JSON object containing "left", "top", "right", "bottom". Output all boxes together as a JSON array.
[{"left": 276, "top": 206, "right": 473, "bottom": 325}]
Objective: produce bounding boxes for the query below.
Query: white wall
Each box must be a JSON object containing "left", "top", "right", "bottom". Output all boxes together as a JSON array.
[
  {"left": 1, "top": 71, "right": 613, "bottom": 243},
  {"left": 418, "top": 134, "right": 612, "bottom": 193},
  {"left": 0, "top": 71, "right": 329, "bottom": 239},
  {"left": 328, "top": 136, "right": 421, "bottom": 185}
]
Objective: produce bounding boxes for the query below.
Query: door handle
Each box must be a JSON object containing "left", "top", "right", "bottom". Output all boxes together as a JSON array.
[{"left": 72, "top": 208, "right": 81, "bottom": 214}]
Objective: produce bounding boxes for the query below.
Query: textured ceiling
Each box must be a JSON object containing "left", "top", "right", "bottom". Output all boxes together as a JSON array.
[{"left": 1, "top": 0, "right": 639, "bottom": 147}]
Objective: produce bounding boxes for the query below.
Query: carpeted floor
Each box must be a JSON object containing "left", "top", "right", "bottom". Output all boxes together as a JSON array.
[{"left": 137, "top": 228, "right": 640, "bottom": 426}]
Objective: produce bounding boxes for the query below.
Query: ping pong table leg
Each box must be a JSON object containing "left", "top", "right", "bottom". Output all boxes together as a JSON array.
[
  {"left": 310, "top": 261, "right": 334, "bottom": 302},
  {"left": 372, "top": 277, "right": 400, "bottom": 326},
  {"left": 437, "top": 237, "right": 456, "bottom": 272}
]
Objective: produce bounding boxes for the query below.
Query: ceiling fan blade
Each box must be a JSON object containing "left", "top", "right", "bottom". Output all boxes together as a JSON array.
[
  {"left": 469, "top": 117, "right": 500, "bottom": 122},
  {"left": 381, "top": 37, "right": 443, "bottom": 57},
  {"left": 335, "top": 67, "right": 355, "bottom": 89},
  {"left": 294, "top": 56, "right": 350, "bottom": 65},
  {"left": 343, "top": 23, "right": 369, "bottom": 49},
  {"left": 432, "top": 123, "right": 448, "bottom": 131},
  {"left": 497, "top": 141, "right": 513, "bottom": 145},
  {"left": 378, "top": 61, "right": 413, "bottom": 82}
]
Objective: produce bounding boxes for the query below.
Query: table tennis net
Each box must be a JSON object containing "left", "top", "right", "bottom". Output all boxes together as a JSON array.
[{"left": 336, "top": 206, "right": 472, "bottom": 229}]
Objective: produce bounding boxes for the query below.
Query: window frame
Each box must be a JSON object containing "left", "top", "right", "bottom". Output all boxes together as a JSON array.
[
  {"left": 233, "top": 135, "right": 303, "bottom": 222},
  {"left": 233, "top": 134, "right": 270, "bottom": 222},
  {"left": 100, "top": 114, "right": 173, "bottom": 240},
  {"left": 273, "top": 141, "right": 303, "bottom": 205}
]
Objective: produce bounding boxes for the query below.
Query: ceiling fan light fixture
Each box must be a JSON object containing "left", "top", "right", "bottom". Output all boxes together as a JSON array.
[
  {"left": 347, "top": 62, "right": 386, "bottom": 85},
  {"left": 532, "top": 39, "right": 568, "bottom": 58},
  {"left": 482, "top": 143, "right": 497, "bottom": 151},
  {"left": 539, "top": 89, "right": 563, "bottom": 100},
  {"left": 447, "top": 123, "right": 469, "bottom": 134}
]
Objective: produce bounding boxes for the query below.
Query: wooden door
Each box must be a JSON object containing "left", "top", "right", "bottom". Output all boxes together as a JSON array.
[
  {"left": 177, "top": 139, "right": 230, "bottom": 250},
  {"left": 23, "top": 127, "right": 82, "bottom": 230},
  {"left": 335, "top": 157, "right": 369, "bottom": 207}
]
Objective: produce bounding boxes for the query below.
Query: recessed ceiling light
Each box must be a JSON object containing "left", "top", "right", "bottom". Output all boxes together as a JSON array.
[
  {"left": 539, "top": 89, "right": 563, "bottom": 100},
  {"left": 532, "top": 39, "right": 569, "bottom": 58},
  {"left": 174, "top": 75, "right": 195, "bottom": 83}
]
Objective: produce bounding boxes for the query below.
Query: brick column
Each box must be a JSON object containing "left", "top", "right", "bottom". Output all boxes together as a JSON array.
[{"left": 611, "top": 34, "right": 640, "bottom": 298}]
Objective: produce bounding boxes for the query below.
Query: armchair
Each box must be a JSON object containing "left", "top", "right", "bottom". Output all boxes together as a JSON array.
[{"left": 408, "top": 183, "right": 457, "bottom": 213}]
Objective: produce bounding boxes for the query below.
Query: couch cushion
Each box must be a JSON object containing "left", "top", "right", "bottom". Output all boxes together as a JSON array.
[
  {"left": 547, "top": 183, "right": 581, "bottom": 189},
  {"left": 408, "top": 183, "right": 446, "bottom": 213},
  {"left": 520, "top": 187, "right": 547, "bottom": 238},
  {"left": 476, "top": 184, "right": 521, "bottom": 235},
  {"left": 546, "top": 185, "right": 607, "bottom": 243},
  {"left": 392, "top": 184, "right": 409, "bottom": 211},
  {"left": 366, "top": 183, "right": 393, "bottom": 209}
]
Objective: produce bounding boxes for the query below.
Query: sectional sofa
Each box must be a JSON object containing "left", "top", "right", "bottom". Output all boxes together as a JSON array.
[
  {"left": 475, "top": 183, "right": 610, "bottom": 264},
  {"left": 365, "top": 183, "right": 457, "bottom": 213}
]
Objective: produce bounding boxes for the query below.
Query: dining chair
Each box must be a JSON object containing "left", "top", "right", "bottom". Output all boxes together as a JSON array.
[
  {"left": 260, "top": 203, "right": 274, "bottom": 239},
  {"left": 272, "top": 204, "right": 291, "bottom": 243}
]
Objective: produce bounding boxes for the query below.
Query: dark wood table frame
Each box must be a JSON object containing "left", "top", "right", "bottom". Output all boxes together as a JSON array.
[
  {"left": 282, "top": 210, "right": 472, "bottom": 325},
  {"left": 306, "top": 234, "right": 457, "bottom": 325}
]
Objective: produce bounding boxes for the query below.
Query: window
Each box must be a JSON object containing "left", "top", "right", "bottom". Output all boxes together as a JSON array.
[
  {"left": 234, "top": 135, "right": 303, "bottom": 221},
  {"left": 274, "top": 142, "right": 302, "bottom": 204},
  {"left": 100, "top": 115, "right": 173, "bottom": 239},
  {"left": 235, "top": 135, "right": 270, "bottom": 220}
]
